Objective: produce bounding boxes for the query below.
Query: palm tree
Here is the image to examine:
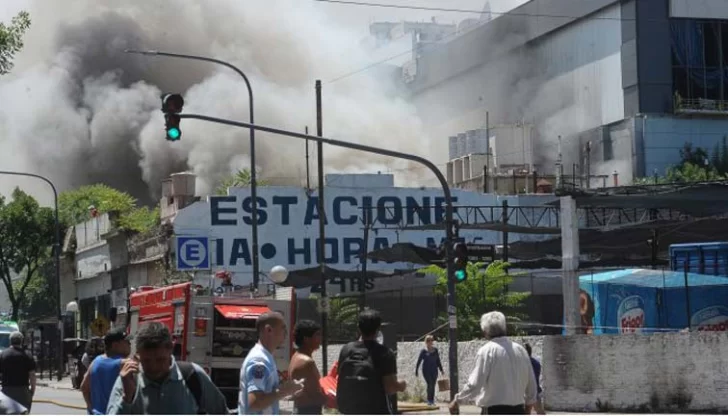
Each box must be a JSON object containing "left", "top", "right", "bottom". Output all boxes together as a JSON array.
[{"left": 215, "top": 169, "right": 268, "bottom": 195}]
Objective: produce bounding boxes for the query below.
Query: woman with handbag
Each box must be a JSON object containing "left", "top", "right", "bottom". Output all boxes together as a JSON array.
[{"left": 415, "top": 335, "right": 443, "bottom": 406}]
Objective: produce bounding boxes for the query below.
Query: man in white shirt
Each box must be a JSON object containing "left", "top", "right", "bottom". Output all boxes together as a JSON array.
[
  {"left": 449, "top": 311, "right": 537, "bottom": 415},
  {"left": 239, "top": 312, "right": 303, "bottom": 414}
]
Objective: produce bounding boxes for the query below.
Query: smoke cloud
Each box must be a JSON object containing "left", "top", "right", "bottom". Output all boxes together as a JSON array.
[{"left": 0, "top": 0, "right": 435, "bottom": 204}]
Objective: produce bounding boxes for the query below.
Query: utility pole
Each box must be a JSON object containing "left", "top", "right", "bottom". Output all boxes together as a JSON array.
[
  {"left": 561, "top": 195, "right": 581, "bottom": 334},
  {"left": 360, "top": 206, "right": 371, "bottom": 311},
  {"left": 305, "top": 126, "right": 311, "bottom": 191},
  {"left": 316, "top": 80, "right": 328, "bottom": 375},
  {"left": 585, "top": 141, "right": 591, "bottom": 189}
]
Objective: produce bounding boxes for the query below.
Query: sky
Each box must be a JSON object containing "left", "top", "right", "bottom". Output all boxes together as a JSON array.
[{"left": 0, "top": 0, "right": 529, "bottom": 206}]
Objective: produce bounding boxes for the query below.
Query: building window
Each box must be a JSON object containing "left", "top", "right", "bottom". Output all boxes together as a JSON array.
[
  {"left": 97, "top": 294, "right": 111, "bottom": 321},
  {"left": 602, "top": 128, "right": 614, "bottom": 161},
  {"left": 79, "top": 298, "right": 96, "bottom": 339},
  {"left": 671, "top": 19, "right": 728, "bottom": 108}
]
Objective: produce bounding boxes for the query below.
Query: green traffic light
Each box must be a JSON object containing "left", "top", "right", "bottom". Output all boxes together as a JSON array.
[
  {"left": 167, "top": 128, "right": 181, "bottom": 141},
  {"left": 455, "top": 269, "right": 466, "bottom": 282}
]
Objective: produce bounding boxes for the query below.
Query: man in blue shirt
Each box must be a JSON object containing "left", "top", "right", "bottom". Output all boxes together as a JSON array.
[
  {"left": 525, "top": 343, "right": 546, "bottom": 414},
  {"left": 239, "top": 312, "right": 303, "bottom": 414},
  {"left": 81, "top": 328, "right": 131, "bottom": 415}
]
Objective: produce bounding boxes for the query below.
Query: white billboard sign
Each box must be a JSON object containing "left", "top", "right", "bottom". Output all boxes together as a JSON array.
[{"left": 173, "top": 185, "right": 555, "bottom": 296}]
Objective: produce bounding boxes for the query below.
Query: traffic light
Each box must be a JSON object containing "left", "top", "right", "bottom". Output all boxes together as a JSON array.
[
  {"left": 161, "top": 93, "right": 184, "bottom": 141},
  {"left": 453, "top": 242, "right": 468, "bottom": 283}
]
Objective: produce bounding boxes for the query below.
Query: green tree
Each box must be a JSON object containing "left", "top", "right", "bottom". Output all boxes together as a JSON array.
[
  {"left": 665, "top": 162, "right": 724, "bottom": 182},
  {"left": 0, "top": 188, "right": 55, "bottom": 321},
  {"left": 215, "top": 169, "right": 268, "bottom": 195},
  {"left": 679, "top": 142, "right": 710, "bottom": 168},
  {"left": 308, "top": 294, "right": 359, "bottom": 342},
  {"left": 0, "top": 11, "right": 30, "bottom": 75},
  {"left": 59, "top": 184, "right": 159, "bottom": 233},
  {"left": 328, "top": 296, "right": 360, "bottom": 342},
  {"left": 420, "top": 260, "right": 530, "bottom": 340},
  {"left": 636, "top": 141, "right": 728, "bottom": 184},
  {"left": 20, "top": 259, "right": 56, "bottom": 321}
]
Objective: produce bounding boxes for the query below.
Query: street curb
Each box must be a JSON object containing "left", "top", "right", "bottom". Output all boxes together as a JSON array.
[
  {"left": 34, "top": 399, "right": 86, "bottom": 410},
  {"left": 35, "top": 382, "right": 76, "bottom": 391}
]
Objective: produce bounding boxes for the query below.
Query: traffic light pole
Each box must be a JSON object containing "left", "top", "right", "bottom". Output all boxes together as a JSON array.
[
  {"left": 177, "top": 113, "right": 462, "bottom": 402},
  {"left": 124, "top": 49, "right": 262, "bottom": 290},
  {"left": 0, "top": 171, "right": 62, "bottom": 381}
]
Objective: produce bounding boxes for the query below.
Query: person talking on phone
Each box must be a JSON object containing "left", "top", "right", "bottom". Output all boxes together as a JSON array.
[
  {"left": 106, "top": 322, "right": 228, "bottom": 414},
  {"left": 239, "top": 312, "right": 304, "bottom": 415}
]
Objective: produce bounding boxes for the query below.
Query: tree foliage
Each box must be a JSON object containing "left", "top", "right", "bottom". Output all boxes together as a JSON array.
[
  {"left": 59, "top": 184, "right": 159, "bottom": 233},
  {"left": 20, "top": 258, "right": 57, "bottom": 321},
  {"left": 0, "top": 11, "right": 31, "bottom": 75},
  {"left": 327, "top": 296, "right": 360, "bottom": 342},
  {"left": 307, "top": 294, "right": 360, "bottom": 342},
  {"left": 0, "top": 188, "right": 55, "bottom": 321},
  {"left": 215, "top": 169, "right": 268, "bottom": 195},
  {"left": 420, "top": 260, "right": 530, "bottom": 340}
]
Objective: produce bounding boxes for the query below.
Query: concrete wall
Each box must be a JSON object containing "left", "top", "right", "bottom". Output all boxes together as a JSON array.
[
  {"left": 545, "top": 333, "right": 728, "bottom": 412},
  {"left": 313, "top": 336, "right": 544, "bottom": 404},
  {"left": 315, "top": 332, "right": 728, "bottom": 412}
]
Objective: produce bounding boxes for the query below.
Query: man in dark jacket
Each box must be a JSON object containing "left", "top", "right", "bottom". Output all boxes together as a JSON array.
[
  {"left": 336, "top": 309, "right": 406, "bottom": 414},
  {"left": 0, "top": 332, "right": 36, "bottom": 412}
]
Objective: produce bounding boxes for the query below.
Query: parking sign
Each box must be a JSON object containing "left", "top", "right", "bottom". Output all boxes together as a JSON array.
[{"left": 176, "top": 236, "right": 210, "bottom": 270}]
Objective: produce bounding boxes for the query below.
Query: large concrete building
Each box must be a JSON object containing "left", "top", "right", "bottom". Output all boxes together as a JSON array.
[{"left": 400, "top": 0, "right": 728, "bottom": 184}]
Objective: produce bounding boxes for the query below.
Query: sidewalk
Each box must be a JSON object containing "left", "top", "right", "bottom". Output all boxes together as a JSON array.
[{"left": 35, "top": 374, "right": 75, "bottom": 390}]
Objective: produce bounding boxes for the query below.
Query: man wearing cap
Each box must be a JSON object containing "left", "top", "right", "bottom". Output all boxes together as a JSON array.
[
  {"left": 81, "top": 328, "right": 131, "bottom": 415},
  {"left": 0, "top": 332, "right": 36, "bottom": 412}
]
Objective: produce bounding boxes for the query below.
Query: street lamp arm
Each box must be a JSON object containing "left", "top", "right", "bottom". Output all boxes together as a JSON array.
[
  {"left": 124, "top": 49, "right": 262, "bottom": 292},
  {"left": 0, "top": 171, "right": 58, "bottom": 202},
  {"left": 0, "top": 170, "right": 63, "bottom": 382},
  {"left": 124, "top": 50, "right": 254, "bottom": 104},
  {"left": 178, "top": 114, "right": 450, "bottom": 200}
]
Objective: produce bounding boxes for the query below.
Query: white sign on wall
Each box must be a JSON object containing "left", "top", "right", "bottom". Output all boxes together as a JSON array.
[{"left": 173, "top": 184, "right": 555, "bottom": 296}]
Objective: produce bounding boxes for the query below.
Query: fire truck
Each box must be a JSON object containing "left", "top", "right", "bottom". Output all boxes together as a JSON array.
[{"left": 128, "top": 282, "right": 296, "bottom": 408}]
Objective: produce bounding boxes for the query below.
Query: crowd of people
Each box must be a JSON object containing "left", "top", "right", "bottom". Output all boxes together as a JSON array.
[{"left": 0, "top": 309, "right": 547, "bottom": 415}]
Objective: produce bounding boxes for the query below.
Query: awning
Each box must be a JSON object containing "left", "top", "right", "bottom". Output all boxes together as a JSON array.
[{"left": 215, "top": 305, "right": 270, "bottom": 320}]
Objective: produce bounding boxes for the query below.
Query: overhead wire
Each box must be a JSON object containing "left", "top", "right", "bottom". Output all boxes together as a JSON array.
[{"left": 312, "top": 0, "right": 638, "bottom": 21}]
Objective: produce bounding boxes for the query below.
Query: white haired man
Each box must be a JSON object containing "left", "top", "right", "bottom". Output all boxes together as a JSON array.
[{"left": 448, "top": 312, "right": 537, "bottom": 415}]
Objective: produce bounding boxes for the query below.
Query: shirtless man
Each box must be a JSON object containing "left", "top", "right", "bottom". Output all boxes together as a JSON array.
[{"left": 288, "top": 320, "right": 326, "bottom": 415}]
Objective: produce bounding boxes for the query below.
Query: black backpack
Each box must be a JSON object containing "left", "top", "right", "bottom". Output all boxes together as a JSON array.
[
  {"left": 336, "top": 342, "right": 390, "bottom": 414},
  {"left": 177, "top": 361, "right": 204, "bottom": 414}
]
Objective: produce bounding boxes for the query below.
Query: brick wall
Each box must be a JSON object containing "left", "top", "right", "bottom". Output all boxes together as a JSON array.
[{"left": 315, "top": 333, "right": 728, "bottom": 412}]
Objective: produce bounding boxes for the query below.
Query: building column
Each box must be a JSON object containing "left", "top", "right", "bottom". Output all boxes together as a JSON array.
[{"left": 560, "top": 196, "right": 581, "bottom": 335}]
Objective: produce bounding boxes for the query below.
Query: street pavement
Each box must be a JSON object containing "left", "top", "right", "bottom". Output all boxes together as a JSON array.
[
  {"left": 31, "top": 386, "right": 85, "bottom": 415},
  {"left": 30, "top": 378, "right": 597, "bottom": 415}
]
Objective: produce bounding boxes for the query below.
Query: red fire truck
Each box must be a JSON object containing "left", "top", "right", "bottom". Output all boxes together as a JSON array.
[{"left": 128, "top": 282, "right": 296, "bottom": 408}]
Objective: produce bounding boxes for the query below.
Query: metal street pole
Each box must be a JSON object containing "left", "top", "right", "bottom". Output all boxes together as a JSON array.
[
  {"left": 124, "top": 49, "right": 262, "bottom": 290},
  {"left": 177, "top": 113, "right": 461, "bottom": 400},
  {"left": 0, "top": 171, "right": 62, "bottom": 381},
  {"left": 315, "top": 80, "right": 329, "bottom": 375}
]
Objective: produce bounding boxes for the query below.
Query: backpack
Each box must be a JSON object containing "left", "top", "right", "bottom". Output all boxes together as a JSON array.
[
  {"left": 177, "top": 361, "right": 204, "bottom": 415},
  {"left": 336, "top": 342, "right": 389, "bottom": 414}
]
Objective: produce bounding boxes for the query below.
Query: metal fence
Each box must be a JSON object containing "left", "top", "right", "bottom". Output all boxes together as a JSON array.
[{"left": 295, "top": 268, "right": 579, "bottom": 343}]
